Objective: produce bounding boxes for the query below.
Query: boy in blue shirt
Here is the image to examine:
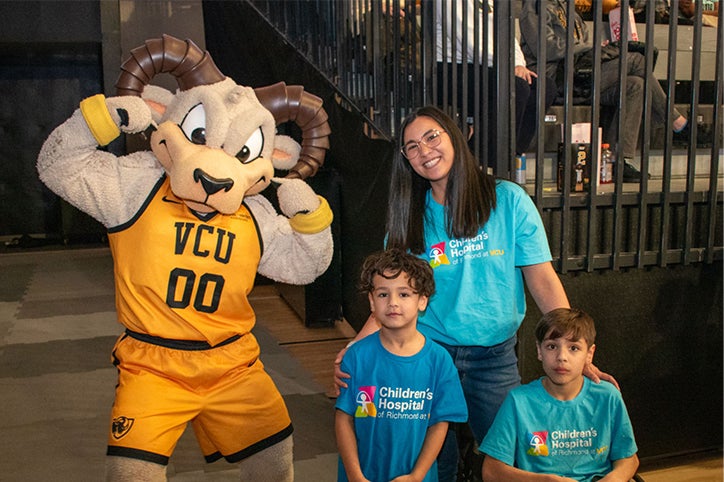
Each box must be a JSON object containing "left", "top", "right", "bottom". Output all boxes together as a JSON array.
[
  {"left": 481, "top": 308, "right": 639, "bottom": 482},
  {"left": 335, "top": 249, "right": 468, "bottom": 482}
]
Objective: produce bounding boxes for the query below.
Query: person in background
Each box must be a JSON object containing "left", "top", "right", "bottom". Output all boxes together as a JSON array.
[
  {"left": 634, "top": 0, "right": 719, "bottom": 27},
  {"left": 335, "top": 249, "right": 468, "bottom": 482},
  {"left": 519, "top": 0, "right": 690, "bottom": 182},
  {"left": 334, "top": 106, "right": 617, "bottom": 482},
  {"left": 481, "top": 308, "right": 639, "bottom": 482},
  {"left": 435, "top": 0, "right": 557, "bottom": 160}
]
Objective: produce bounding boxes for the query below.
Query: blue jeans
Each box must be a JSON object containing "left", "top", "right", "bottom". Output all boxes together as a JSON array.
[{"left": 436, "top": 336, "right": 521, "bottom": 482}]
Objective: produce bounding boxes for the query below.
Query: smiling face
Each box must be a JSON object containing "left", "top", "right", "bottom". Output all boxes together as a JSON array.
[
  {"left": 368, "top": 271, "right": 428, "bottom": 334},
  {"left": 149, "top": 83, "right": 277, "bottom": 214},
  {"left": 537, "top": 330, "right": 596, "bottom": 400},
  {"left": 402, "top": 116, "right": 455, "bottom": 199},
  {"left": 151, "top": 123, "right": 273, "bottom": 214}
]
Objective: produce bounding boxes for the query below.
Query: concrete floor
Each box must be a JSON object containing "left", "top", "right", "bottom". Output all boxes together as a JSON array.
[
  {"left": 0, "top": 246, "right": 721, "bottom": 481},
  {"left": 0, "top": 247, "right": 341, "bottom": 481}
]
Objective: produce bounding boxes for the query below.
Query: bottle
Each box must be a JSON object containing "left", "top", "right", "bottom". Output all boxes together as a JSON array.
[
  {"left": 600, "top": 143, "right": 614, "bottom": 184},
  {"left": 515, "top": 153, "right": 527, "bottom": 185}
]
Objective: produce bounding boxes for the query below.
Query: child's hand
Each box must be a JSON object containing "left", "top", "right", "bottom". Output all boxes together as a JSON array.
[
  {"left": 346, "top": 473, "right": 370, "bottom": 482},
  {"left": 390, "top": 475, "right": 422, "bottom": 482}
]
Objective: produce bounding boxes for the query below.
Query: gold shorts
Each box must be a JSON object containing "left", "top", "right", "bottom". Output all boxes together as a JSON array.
[{"left": 106, "top": 331, "right": 292, "bottom": 465}]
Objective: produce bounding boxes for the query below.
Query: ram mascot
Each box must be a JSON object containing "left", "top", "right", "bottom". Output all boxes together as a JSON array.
[{"left": 37, "top": 35, "right": 333, "bottom": 481}]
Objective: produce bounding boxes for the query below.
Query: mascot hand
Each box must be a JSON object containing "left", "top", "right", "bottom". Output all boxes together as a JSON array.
[
  {"left": 274, "top": 177, "right": 321, "bottom": 217},
  {"left": 105, "top": 96, "right": 154, "bottom": 134},
  {"left": 79, "top": 94, "right": 153, "bottom": 146},
  {"left": 273, "top": 177, "right": 333, "bottom": 235}
]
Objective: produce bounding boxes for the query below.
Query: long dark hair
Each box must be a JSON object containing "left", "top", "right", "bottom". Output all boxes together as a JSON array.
[{"left": 386, "top": 106, "right": 497, "bottom": 254}]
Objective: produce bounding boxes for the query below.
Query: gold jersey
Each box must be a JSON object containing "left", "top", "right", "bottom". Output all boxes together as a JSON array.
[{"left": 108, "top": 176, "right": 261, "bottom": 346}]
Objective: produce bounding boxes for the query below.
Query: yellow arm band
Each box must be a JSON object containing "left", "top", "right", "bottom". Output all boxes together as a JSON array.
[
  {"left": 79, "top": 94, "right": 120, "bottom": 146},
  {"left": 288, "top": 196, "right": 334, "bottom": 234}
]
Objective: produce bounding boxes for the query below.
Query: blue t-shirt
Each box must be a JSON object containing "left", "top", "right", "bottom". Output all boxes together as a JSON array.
[
  {"left": 480, "top": 378, "right": 638, "bottom": 481},
  {"left": 418, "top": 180, "right": 552, "bottom": 346},
  {"left": 335, "top": 333, "right": 468, "bottom": 482}
]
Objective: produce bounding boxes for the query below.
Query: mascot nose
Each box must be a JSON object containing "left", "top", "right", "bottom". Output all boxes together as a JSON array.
[{"left": 193, "top": 168, "right": 234, "bottom": 195}]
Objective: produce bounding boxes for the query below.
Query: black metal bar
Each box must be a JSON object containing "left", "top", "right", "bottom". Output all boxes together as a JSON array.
[
  {"left": 555, "top": 246, "right": 723, "bottom": 272},
  {"left": 421, "top": 0, "right": 435, "bottom": 106},
  {"left": 471, "top": 0, "right": 482, "bottom": 163},
  {"left": 659, "top": 0, "right": 679, "bottom": 266},
  {"left": 559, "top": 0, "right": 577, "bottom": 274},
  {"left": 706, "top": 4, "right": 724, "bottom": 264},
  {"left": 682, "top": 3, "right": 704, "bottom": 265},
  {"left": 449, "top": 0, "right": 457, "bottom": 121},
  {"left": 459, "top": 0, "right": 469, "bottom": 128},
  {"left": 493, "top": 0, "right": 513, "bottom": 178},
  {"left": 611, "top": 0, "right": 631, "bottom": 271},
  {"left": 636, "top": 0, "right": 657, "bottom": 269},
  {"left": 533, "top": 0, "right": 547, "bottom": 209},
  {"left": 585, "top": 0, "right": 604, "bottom": 272},
  {"left": 442, "top": 0, "right": 451, "bottom": 117},
  {"left": 535, "top": 189, "right": 717, "bottom": 209}
]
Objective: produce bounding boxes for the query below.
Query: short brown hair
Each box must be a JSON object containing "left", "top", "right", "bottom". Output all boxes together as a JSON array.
[
  {"left": 358, "top": 249, "right": 435, "bottom": 297},
  {"left": 535, "top": 308, "right": 596, "bottom": 346}
]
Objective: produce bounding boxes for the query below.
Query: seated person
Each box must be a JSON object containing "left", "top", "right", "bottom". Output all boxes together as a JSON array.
[
  {"left": 632, "top": 0, "right": 719, "bottom": 27},
  {"left": 480, "top": 308, "right": 639, "bottom": 482},
  {"left": 519, "top": 0, "right": 690, "bottom": 182}
]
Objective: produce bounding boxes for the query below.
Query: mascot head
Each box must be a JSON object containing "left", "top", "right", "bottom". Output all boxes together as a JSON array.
[{"left": 115, "top": 34, "right": 330, "bottom": 214}]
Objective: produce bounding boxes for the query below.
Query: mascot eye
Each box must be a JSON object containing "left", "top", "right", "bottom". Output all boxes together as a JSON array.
[
  {"left": 236, "top": 128, "right": 264, "bottom": 164},
  {"left": 180, "top": 104, "right": 207, "bottom": 145}
]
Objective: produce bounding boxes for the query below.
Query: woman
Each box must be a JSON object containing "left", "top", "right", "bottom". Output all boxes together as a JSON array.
[{"left": 335, "top": 106, "right": 614, "bottom": 482}]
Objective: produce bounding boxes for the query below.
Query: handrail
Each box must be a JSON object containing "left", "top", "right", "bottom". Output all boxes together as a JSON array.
[{"left": 247, "top": 0, "right": 723, "bottom": 269}]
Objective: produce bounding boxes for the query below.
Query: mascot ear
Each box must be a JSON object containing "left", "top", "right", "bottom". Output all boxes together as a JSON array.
[
  {"left": 272, "top": 135, "right": 302, "bottom": 171},
  {"left": 140, "top": 85, "right": 175, "bottom": 124}
]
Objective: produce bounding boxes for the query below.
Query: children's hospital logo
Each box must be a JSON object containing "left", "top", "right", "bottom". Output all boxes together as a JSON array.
[
  {"left": 428, "top": 232, "right": 494, "bottom": 268},
  {"left": 428, "top": 242, "right": 450, "bottom": 268},
  {"left": 527, "top": 431, "right": 549, "bottom": 456},
  {"left": 355, "top": 386, "right": 378, "bottom": 418}
]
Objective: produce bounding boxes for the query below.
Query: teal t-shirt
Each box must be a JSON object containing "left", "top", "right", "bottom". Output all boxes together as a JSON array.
[
  {"left": 417, "top": 180, "right": 552, "bottom": 346},
  {"left": 480, "top": 378, "right": 638, "bottom": 481},
  {"left": 335, "top": 333, "right": 468, "bottom": 481}
]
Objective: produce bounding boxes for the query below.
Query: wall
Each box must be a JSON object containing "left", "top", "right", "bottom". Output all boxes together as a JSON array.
[
  {"left": 0, "top": 1, "right": 104, "bottom": 242},
  {"left": 0, "top": 0, "right": 205, "bottom": 243}
]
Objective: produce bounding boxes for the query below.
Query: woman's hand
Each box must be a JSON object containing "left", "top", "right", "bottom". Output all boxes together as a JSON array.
[
  {"left": 332, "top": 346, "right": 352, "bottom": 397},
  {"left": 332, "top": 315, "right": 380, "bottom": 397},
  {"left": 584, "top": 362, "right": 620, "bottom": 390}
]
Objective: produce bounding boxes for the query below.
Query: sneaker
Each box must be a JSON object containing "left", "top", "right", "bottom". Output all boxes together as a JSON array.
[{"left": 622, "top": 160, "right": 651, "bottom": 183}]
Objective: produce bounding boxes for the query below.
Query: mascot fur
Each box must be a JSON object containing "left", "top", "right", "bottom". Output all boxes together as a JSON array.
[{"left": 37, "top": 34, "right": 333, "bottom": 481}]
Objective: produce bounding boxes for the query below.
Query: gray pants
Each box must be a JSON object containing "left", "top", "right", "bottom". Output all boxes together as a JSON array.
[{"left": 599, "top": 52, "right": 682, "bottom": 159}]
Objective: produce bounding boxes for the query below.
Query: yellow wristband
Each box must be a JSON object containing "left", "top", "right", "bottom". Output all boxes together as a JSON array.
[
  {"left": 288, "top": 196, "right": 333, "bottom": 234},
  {"left": 79, "top": 94, "right": 120, "bottom": 146}
]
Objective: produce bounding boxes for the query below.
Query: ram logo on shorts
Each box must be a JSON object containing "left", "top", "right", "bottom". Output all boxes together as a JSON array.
[{"left": 112, "top": 416, "right": 135, "bottom": 439}]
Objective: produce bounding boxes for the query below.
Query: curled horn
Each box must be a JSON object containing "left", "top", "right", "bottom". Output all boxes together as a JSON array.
[
  {"left": 255, "top": 82, "right": 331, "bottom": 180},
  {"left": 115, "top": 34, "right": 225, "bottom": 97}
]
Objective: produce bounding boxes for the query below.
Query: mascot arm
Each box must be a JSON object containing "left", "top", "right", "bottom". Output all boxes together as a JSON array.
[
  {"left": 37, "top": 94, "right": 164, "bottom": 228},
  {"left": 246, "top": 185, "right": 333, "bottom": 285}
]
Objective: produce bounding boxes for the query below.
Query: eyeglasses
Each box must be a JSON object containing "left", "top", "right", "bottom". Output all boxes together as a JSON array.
[{"left": 401, "top": 129, "right": 445, "bottom": 159}]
